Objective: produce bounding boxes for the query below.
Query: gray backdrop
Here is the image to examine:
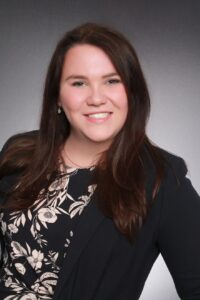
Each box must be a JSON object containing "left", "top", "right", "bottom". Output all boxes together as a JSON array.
[{"left": 0, "top": 1, "right": 199, "bottom": 299}]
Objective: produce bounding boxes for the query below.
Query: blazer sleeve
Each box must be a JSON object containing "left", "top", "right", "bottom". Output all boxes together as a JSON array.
[{"left": 157, "top": 157, "right": 200, "bottom": 299}]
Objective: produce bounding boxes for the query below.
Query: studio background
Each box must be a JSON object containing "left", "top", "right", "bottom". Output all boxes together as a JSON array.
[{"left": 0, "top": 1, "right": 199, "bottom": 299}]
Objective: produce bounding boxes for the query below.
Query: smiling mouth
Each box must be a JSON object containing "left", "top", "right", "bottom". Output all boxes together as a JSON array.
[
  {"left": 84, "top": 112, "right": 112, "bottom": 123},
  {"left": 87, "top": 112, "right": 111, "bottom": 119}
]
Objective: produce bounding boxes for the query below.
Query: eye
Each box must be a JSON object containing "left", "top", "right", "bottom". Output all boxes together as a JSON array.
[
  {"left": 106, "top": 78, "right": 121, "bottom": 85},
  {"left": 71, "top": 81, "right": 86, "bottom": 87}
]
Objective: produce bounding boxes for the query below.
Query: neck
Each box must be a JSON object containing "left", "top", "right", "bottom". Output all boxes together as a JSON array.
[{"left": 61, "top": 135, "right": 110, "bottom": 168}]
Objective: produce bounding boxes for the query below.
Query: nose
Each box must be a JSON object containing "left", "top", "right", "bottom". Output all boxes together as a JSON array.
[{"left": 86, "top": 85, "right": 106, "bottom": 106}]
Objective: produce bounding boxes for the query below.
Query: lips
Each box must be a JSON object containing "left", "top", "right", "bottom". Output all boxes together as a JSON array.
[
  {"left": 87, "top": 112, "right": 111, "bottom": 119},
  {"left": 84, "top": 112, "right": 112, "bottom": 123}
]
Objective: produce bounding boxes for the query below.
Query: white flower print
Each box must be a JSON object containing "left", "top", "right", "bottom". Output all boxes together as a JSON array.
[
  {"left": 19, "top": 293, "right": 38, "bottom": 300},
  {"left": 48, "top": 175, "right": 69, "bottom": 192},
  {"left": 8, "top": 223, "right": 19, "bottom": 234},
  {"left": 0, "top": 168, "right": 95, "bottom": 299},
  {"left": 47, "top": 251, "right": 59, "bottom": 265},
  {"left": 68, "top": 184, "right": 97, "bottom": 218},
  {"left": 9, "top": 211, "right": 26, "bottom": 227},
  {"left": 27, "top": 249, "right": 44, "bottom": 270},
  {"left": 31, "top": 272, "right": 58, "bottom": 296},
  {"left": 38, "top": 207, "right": 57, "bottom": 226},
  {"left": 5, "top": 276, "right": 12, "bottom": 287},
  {"left": 88, "top": 184, "right": 96, "bottom": 193},
  {"left": 11, "top": 241, "right": 27, "bottom": 257},
  {"left": 1, "top": 220, "right": 7, "bottom": 235},
  {"left": 31, "top": 282, "right": 40, "bottom": 293},
  {"left": 14, "top": 263, "right": 26, "bottom": 275},
  {"left": 4, "top": 267, "right": 13, "bottom": 276}
]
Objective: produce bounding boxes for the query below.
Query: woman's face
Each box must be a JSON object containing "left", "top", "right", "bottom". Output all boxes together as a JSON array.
[{"left": 59, "top": 44, "right": 128, "bottom": 147}]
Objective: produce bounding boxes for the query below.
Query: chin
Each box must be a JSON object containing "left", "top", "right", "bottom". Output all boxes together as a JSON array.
[{"left": 85, "top": 135, "right": 114, "bottom": 145}]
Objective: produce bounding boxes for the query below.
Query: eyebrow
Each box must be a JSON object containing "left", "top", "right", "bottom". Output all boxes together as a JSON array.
[{"left": 65, "top": 72, "right": 119, "bottom": 81}]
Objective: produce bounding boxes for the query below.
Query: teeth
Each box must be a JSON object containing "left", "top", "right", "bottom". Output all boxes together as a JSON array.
[{"left": 88, "top": 113, "right": 110, "bottom": 119}]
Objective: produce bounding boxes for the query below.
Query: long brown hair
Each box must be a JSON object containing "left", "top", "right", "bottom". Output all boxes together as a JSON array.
[{"left": 0, "top": 23, "right": 164, "bottom": 240}]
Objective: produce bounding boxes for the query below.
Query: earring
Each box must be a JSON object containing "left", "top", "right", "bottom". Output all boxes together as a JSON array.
[{"left": 58, "top": 106, "right": 62, "bottom": 114}]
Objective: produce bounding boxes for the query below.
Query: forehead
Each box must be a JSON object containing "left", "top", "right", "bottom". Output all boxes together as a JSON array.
[{"left": 62, "top": 44, "right": 117, "bottom": 76}]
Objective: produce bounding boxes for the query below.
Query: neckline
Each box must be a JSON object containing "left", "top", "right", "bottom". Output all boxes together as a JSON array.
[
  {"left": 58, "top": 157, "right": 95, "bottom": 174},
  {"left": 60, "top": 164, "right": 96, "bottom": 175},
  {"left": 64, "top": 165, "right": 95, "bottom": 171}
]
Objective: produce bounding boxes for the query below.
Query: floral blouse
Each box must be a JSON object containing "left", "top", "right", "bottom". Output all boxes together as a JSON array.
[{"left": 0, "top": 167, "right": 96, "bottom": 300}]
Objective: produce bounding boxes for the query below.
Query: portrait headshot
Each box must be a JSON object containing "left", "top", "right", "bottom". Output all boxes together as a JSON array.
[{"left": 0, "top": 1, "right": 200, "bottom": 300}]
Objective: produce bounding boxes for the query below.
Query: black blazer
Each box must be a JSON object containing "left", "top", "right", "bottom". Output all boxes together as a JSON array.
[{"left": 0, "top": 140, "right": 200, "bottom": 300}]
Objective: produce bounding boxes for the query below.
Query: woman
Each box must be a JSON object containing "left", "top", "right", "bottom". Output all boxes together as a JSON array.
[{"left": 0, "top": 23, "right": 200, "bottom": 300}]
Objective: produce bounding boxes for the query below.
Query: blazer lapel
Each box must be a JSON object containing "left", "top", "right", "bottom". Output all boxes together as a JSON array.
[{"left": 53, "top": 195, "right": 105, "bottom": 299}]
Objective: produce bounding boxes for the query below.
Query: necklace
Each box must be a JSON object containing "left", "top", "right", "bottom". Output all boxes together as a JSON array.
[{"left": 63, "top": 147, "right": 96, "bottom": 169}]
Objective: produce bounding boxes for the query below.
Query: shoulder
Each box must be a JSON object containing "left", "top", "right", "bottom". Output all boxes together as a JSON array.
[
  {"left": 148, "top": 148, "right": 200, "bottom": 237},
  {"left": 154, "top": 148, "right": 189, "bottom": 199},
  {"left": 159, "top": 148, "right": 187, "bottom": 178},
  {"left": 0, "top": 130, "right": 39, "bottom": 196},
  {"left": 0, "top": 130, "right": 39, "bottom": 156},
  {"left": 143, "top": 144, "right": 188, "bottom": 192},
  {"left": 154, "top": 148, "right": 199, "bottom": 218}
]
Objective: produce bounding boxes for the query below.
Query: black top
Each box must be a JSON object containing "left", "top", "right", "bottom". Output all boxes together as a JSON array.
[
  {"left": 0, "top": 137, "right": 200, "bottom": 299},
  {"left": 0, "top": 167, "right": 96, "bottom": 299}
]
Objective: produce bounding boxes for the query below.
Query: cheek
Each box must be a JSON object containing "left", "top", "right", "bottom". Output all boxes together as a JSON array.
[
  {"left": 117, "top": 89, "right": 129, "bottom": 122},
  {"left": 59, "top": 89, "right": 83, "bottom": 112},
  {"left": 116, "top": 90, "right": 128, "bottom": 113},
  {"left": 108, "top": 85, "right": 128, "bottom": 108}
]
